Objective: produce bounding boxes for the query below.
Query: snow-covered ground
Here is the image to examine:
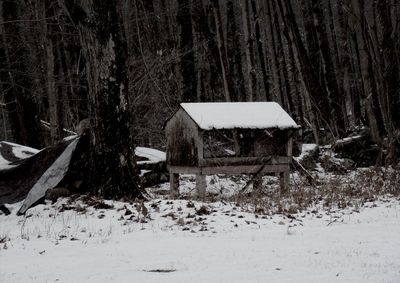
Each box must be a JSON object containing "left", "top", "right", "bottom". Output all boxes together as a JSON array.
[
  {"left": 1, "top": 142, "right": 399, "bottom": 282},
  {"left": 1, "top": 195, "right": 399, "bottom": 283}
]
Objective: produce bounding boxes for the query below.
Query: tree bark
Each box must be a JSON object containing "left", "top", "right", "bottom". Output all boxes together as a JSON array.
[
  {"left": 350, "top": 0, "right": 383, "bottom": 144},
  {"left": 251, "top": 0, "right": 270, "bottom": 101},
  {"left": 240, "top": 0, "right": 256, "bottom": 102},
  {"left": 63, "top": 0, "right": 143, "bottom": 198},
  {"left": 212, "top": 0, "right": 231, "bottom": 102},
  {"left": 40, "top": 0, "right": 61, "bottom": 144},
  {"left": 313, "top": 0, "right": 345, "bottom": 136},
  {"left": 272, "top": 0, "right": 292, "bottom": 109},
  {"left": 0, "top": 1, "right": 44, "bottom": 148},
  {"left": 177, "top": 0, "right": 196, "bottom": 102},
  {"left": 226, "top": 0, "right": 246, "bottom": 102},
  {"left": 191, "top": 1, "right": 220, "bottom": 102},
  {"left": 265, "top": 0, "right": 281, "bottom": 103}
]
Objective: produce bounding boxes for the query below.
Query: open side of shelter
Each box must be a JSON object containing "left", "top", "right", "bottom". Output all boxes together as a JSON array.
[{"left": 165, "top": 102, "right": 300, "bottom": 198}]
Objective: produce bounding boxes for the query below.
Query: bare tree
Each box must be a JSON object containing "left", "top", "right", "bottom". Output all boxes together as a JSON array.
[
  {"left": 63, "top": 0, "right": 143, "bottom": 198},
  {"left": 1, "top": 0, "right": 399, "bottom": 167},
  {"left": 177, "top": 0, "right": 196, "bottom": 102},
  {"left": 0, "top": 0, "right": 44, "bottom": 148}
]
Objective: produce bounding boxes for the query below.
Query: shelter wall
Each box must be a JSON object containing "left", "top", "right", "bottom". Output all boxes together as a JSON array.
[{"left": 166, "top": 109, "right": 199, "bottom": 167}]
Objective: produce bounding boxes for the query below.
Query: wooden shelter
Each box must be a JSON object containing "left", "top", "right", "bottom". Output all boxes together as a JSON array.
[{"left": 165, "top": 102, "right": 300, "bottom": 197}]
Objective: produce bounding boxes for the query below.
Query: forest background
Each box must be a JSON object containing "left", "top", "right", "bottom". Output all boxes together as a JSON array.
[{"left": 1, "top": 0, "right": 399, "bottom": 165}]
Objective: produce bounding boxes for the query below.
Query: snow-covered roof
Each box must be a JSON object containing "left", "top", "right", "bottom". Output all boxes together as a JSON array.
[{"left": 181, "top": 102, "right": 299, "bottom": 130}]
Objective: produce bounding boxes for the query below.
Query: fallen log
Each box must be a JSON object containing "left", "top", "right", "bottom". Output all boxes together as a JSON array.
[{"left": 333, "top": 132, "right": 380, "bottom": 167}]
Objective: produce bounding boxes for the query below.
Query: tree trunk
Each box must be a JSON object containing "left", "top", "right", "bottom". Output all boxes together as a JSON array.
[
  {"left": 313, "top": 0, "right": 345, "bottom": 137},
  {"left": 0, "top": 1, "right": 44, "bottom": 148},
  {"left": 64, "top": 0, "right": 143, "bottom": 198},
  {"left": 177, "top": 0, "right": 196, "bottom": 102},
  {"left": 226, "top": 0, "right": 246, "bottom": 102},
  {"left": 265, "top": 0, "right": 282, "bottom": 103},
  {"left": 191, "top": 1, "right": 220, "bottom": 102},
  {"left": 212, "top": 0, "right": 231, "bottom": 102},
  {"left": 272, "top": 0, "right": 292, "bottom": 109},
  {"left": 277, "top": 0, "right": 323, "bottom": 142},
  {"left": 350, "top": 0, "right": 382, "bottom": 144},
  {"left": 251, "top": 0, "right": 270, "bottom": 101},
  {"left": 40, "top": 0, "right": 61, "bottom": 144},
  {"left": 240, "top": 0, "right": 256, "bottom": 102}
]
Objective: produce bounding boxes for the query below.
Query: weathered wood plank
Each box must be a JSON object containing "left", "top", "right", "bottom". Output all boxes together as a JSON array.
[
  {"left": 168, "top": 164, "right": 289, "bottom": 175},
  {"left": 169, "top": 173, "right": 179, "bottom": 198},
  {"left": 196, "top": 174, "right": 206, "bottom": 199},
  {"left": 168, "top": 166, "right": 201, "bottom": 174},
  {"left": 280, "top": 171, "right": 290, "bottom": 193},
  {"left": 287, "top": 137, "right": 293, "bottom": 156},
  {"left": 199, "top": 156, "right": 290, "bottom": 166},
  {"left": 166, "top": 108, "right": 200, "bottom": 167},
  {"left": 197, "top": 130, "right": 204, "bottom": 159},
  {"left": 201, "top": 164, "right": 289, "bottom": 175}
]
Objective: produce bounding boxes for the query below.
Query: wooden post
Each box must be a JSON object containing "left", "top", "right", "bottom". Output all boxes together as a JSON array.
[
  {"left": 196, "top": 174, "right": 206, "bottom": 199},
  {"left": 197, "top": 130, "right": 204, "bottom": 159},
  {"left": 280, "top": 135, "right": 293, "bottom": 194},
  {"left": 287, "top": 136, "right": 293, "bottom": 156},
  {"left": 279, "top": 171, "right": 289, "bottom": 194},
  {"left": 170, "top": 173, "right": 179, "bottom": 198}
]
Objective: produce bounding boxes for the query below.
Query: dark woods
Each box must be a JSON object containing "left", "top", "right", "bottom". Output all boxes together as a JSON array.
[{"left": 1, "top": 0, "right": 399, "bottom": 160}]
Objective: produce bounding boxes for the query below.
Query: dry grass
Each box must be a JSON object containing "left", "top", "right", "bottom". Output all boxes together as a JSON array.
[{"left": 227, "top": 167, "right": 400, "bottom": 215}]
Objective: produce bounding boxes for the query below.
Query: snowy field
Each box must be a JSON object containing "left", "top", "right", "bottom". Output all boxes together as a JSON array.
[{"left": 1, "top": 194, "right": 399, "bottom": 283}]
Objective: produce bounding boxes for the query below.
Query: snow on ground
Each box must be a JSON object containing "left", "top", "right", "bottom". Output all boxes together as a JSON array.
[
  {"left": 1, "top": 195, "right": 399, "bottom": 283},
  {"left": 148, "top": 174, "right": 252, "bottom": 197},
  {"left": 1, "top": 142, "right": 399, "bottom": 282},
  {"left": 135, "top": 147, "right": 166, "bottom": 164},
  {"left": 294, "top": 143, "right": 318, "bottom": 163}
]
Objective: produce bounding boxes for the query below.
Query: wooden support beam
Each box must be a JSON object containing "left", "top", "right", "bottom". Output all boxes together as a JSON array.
[
  {"left": 169, "top": 164, "right": 290, "bottom": 175},
  {"left": 197, "top": 130, "right": 204, "bottom": 159},
  {"left": 168, "top": 166, "right": 201, "bottom": 174},
  {"left": 279, "top": 171, "right": 289, "bottom": 194},
  {"left": 199, "top": 156, "right": 290, "bottom": 167},
  {"left": 168, "top": 159, "right": 292, "bottom": 197},
  {"left": 196, "top": 174, "right": 206, "bottom": 200},
  {"left": 201, "top": 164, "right": 289, "bottom": 175},
  {"left": 170, "top": 173, "right": 180, "bottom": 198},
  {"left": 287, "top": 137, "right": 293, "bottom": 156}
]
